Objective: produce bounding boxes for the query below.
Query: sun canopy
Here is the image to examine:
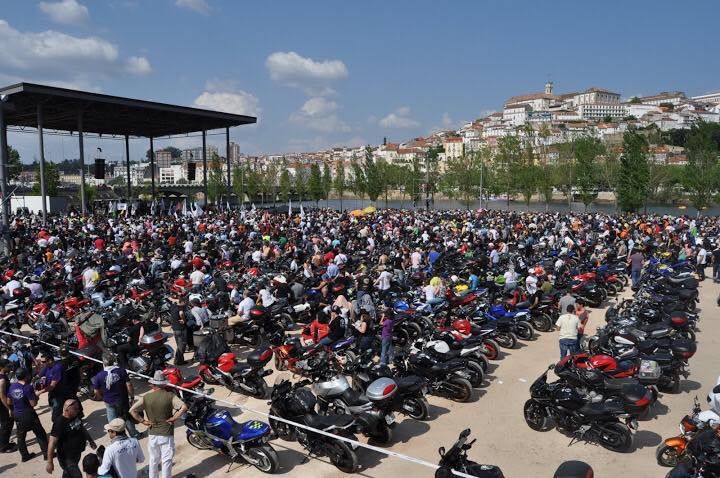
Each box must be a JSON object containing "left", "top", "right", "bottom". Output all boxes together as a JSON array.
[{"left": 0, "top": 82, "right": 256, "bottom": 137}]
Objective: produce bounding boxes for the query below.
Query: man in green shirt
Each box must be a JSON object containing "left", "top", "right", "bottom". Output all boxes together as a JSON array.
[{"left": 129, "top": 372, "right": 186, "bottom": 478}]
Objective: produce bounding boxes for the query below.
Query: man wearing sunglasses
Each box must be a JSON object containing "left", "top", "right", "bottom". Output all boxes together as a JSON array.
[{"left": 36, "top": 352, "right": 67, "bottom": 420}]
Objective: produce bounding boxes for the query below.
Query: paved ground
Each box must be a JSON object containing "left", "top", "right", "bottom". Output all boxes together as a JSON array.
[{"left": 2, "top": 280, "right": 718, "bottom": 478}]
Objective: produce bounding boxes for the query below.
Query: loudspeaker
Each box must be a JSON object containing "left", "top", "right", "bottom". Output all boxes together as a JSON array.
[
  {"left": 188, "top": 162, "right": 196, "bottom": 181},
  {"left": 94, "top": 159, "right": 105, "bottom": 179}
]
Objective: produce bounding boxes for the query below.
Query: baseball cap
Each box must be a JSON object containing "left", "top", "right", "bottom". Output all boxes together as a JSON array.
[{"left": 105, "top": 418, "right": 126, "bottom": 433}]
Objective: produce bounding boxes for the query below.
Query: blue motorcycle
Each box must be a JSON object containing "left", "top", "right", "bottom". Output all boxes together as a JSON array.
[
  {"left": 486, "top": 304, "right": 534, "bottom": 341},
  {"left": 184, "top": 396, "right": 279, "bottom": 473}
]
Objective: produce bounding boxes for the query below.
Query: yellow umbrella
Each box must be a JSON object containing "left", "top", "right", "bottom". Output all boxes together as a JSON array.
[
  {"left": 350, "top": 209, "right": 366, "bottom": 217},
  {"left": 363, "top": 206, "right": 377, "bottom": 214}
]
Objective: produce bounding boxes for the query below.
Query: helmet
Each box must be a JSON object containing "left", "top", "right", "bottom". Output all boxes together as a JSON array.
[
  {"left": 428, "top": 340, "right": 450, "bottom": 354},
  {"left": 451, "top": 319, "right": 472, "bottom": 335}
]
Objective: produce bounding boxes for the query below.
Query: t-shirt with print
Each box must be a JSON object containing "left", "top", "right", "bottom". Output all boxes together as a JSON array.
[
  {"left": 7, "top": 382, "right": 36, "bottom": 416},
  {"left": 92, "top": 368, "right": 129, "bottom": 406},
  {"left": 51, "top": 414, "right": 87, "bottom": 458}
]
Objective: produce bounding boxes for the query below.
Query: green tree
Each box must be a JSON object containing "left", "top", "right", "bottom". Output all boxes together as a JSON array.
[
  {"left": 322, "top": 163, "right": 332, "bottom": 200},
  {"left": 555, "top": 141, "right": 577, "bottom": 206},
  {"left": 574, "top": 136, "right": 604, "bottom": 210},
  {"left": 278, "top": 167, "right": 291, "bottom": 203},
  {"left": 517, "top": 138, "right": 537, "bottom": 208},
  {"left": 333, "top": 161, "right": 346, "bottom": 210},
  {"left": 207, "top": 153, "right": 224, "bottom": 204},
  {"left": 244, "top": 165, "right": 260, "bottom": 204},
  {"left": 350, "top": 158, "right": 366, "bottom": 203},
  {"left": 683, "top": 122, "right": 720, "bottom": 210},
  {"left": 6, "top": 145, "right": 22, "bottom": 181},
  {"left": 403, "top": 155, "right": 424, "bottom": 204},
  {"left": 308, "top": 163, "right": 323, "bottom": 206},
  {"left": 31, "top": 161, "right": 60, "bottom": 196},
  {"left": 232, "top": 166, "right": 244, "bottom": 204},
  {"left": 617, "top": 131, "right": 650, "bottom": 212},
  {"left": 536, "top": 163, "right": 558, "bottom": 210},
  {"left": 259, "top": 163, "right": 278, "bottom": 206},
  {"left": 294, "top": 167, "right": 308, "bottom": 203},
  {"left": 496, "top": 135, "right": 523, "bottom": 208},
  {"left": 441, "top": 150, "right": 483, "bottom": 209},
  {"left": 362, "top": 146, "right": 382, "bottom": 202}
]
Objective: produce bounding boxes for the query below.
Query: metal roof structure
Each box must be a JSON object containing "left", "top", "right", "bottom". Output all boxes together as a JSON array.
[{"left": 0, "top": 82, "right": 256, "bottom": 137}]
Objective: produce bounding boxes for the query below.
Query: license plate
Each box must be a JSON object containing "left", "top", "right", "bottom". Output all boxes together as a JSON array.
[{"left": 384, "top": 413, "right": 395, "bottom": 425}]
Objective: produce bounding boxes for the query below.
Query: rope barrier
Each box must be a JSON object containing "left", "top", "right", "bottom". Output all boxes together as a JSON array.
[{"left": 0, "top": 328, "right": 479, "bottom": 478}]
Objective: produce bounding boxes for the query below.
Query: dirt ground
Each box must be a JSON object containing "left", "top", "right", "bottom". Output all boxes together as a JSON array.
[{"left": 1, "top": 280, "right": 718, "bottom": 478}]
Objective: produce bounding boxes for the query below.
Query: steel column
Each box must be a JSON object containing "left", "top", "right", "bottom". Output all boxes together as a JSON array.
[
  {"left": 78, "top": 114, "right": 86, "bottom": 214},
  {"left": 226, "top": 127, "right": 231, "bottom": 204},
  {"left": 202, "top": 130, "right": 208, "bottom": 203},
  {"left": 149, "top": 137, "right": 155, "bottom": 200},
  {"left": 0, "top": 103, "right": 9, "bottom": 228},
  {"left": 125, "top": 135, "right": 131, "bottom": 201},
  {"left": 37, "top": 104, "right": 47, "bottom": 224}
]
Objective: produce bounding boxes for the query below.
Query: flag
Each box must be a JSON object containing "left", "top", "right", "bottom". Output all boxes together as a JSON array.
[
  {"left": 288, "top": 199, "right": 292, "bottom": 216},
  {"left": 182, "top": 200, "right": 188, "bottom": 216},
  {"left": 226, "top": 200, "right": 230, "bottom": 212},
  {"left": 300, "top": 203, "right": 305, "bottom": 218}
]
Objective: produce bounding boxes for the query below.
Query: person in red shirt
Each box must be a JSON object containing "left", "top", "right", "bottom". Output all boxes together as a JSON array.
[
  {"left": 323, "top": 248, "right": 335, "bottom": 265},
  {"left": 94, "top": 237, "right": 105, "bottom": 251}
]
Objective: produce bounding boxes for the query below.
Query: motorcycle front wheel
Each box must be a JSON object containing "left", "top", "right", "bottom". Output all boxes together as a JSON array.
[
  {"left": 329, "top": 439, "right": 359, "bottom": 473},
  {"left": 447, "top": 376, "right": 472, "bottom": 403},
  {"left": 495, "top": 332, "right": 518, "bottom": 349},
  {"left": 523, "top": 399, "right": 550, "bottom": 431},
  {"left": 368, "top": 424, "right": 392, "bottom": 445},
  {"left": 404, "top": 397, "right": 430, "bottom": 421},
  {"left": 516, "top": 322, "right": 534, "bottom": 341},
  {"left": 241, "top": 444, "right": 280, "bottom": 474},
  {"left": 531, "top": 313, "right": 552, "bottom": 332},
  {"left": 598, "top": 423, "right": 632, "bottom": 453},
  {"left": 466, "top": 361, "right": 485, "bottom": 388},
  {"left": 655, "top": 443, "right": 681, "bottom": 467},
  {"left": 187, "top": 432, "right": 214, "bottom": 450},
  {"left": 481, "top": 339, "right": 499, "bottom": 360}
]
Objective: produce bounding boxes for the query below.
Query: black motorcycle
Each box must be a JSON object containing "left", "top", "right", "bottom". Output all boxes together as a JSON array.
[
  {"left": 269, "top": 378, "right": 359, "bottom": 473},
  {"left": 435, "top": 429, "right": 504, "bottom": 478},
  {"left": 665, "top": 428, "right": 720, "bottom": 478},
  {"left": 523, "top": 366, "right": 637, "bottom": 453},
  {"left": 347, "top": 354, "right": 431, "bottom": 421},
  {"left": 394, "top": 349, "right": 473, "bottom": 403}
]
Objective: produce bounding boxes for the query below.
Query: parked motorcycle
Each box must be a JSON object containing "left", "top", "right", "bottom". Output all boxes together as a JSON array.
[
  {"left": 269, "top": 378, "right": 359, "bottom": 473},
  {"left": 184, "top": 396, "right": 279, "bottom": 473},
  {"left": 523, "top": 366, "right": 637, "bottom": 452},
  {"left": 198, "top": 347, "right": 273, "bottom": 398},
  {"left": 657, "top": 397, "right": 720, "bottom": 467},
  {"left": 434, "top": 429, "right": 505, "bottom": 478}
]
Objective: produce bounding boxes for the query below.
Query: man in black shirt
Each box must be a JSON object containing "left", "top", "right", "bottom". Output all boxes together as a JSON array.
[
  {"left": 712, "top": 242, "right": 720, "bottom": 282},
  {"left": 46, "top": 398, "right": 96, "bottom": 478},
  {"left": 115, "top": 316, "right": 142, "bottom": 370}
]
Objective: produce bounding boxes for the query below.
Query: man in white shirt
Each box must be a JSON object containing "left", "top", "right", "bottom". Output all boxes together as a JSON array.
[
  {"left": 99, "top": 418, "right": 144, "bottom": 478},
  {"left": 229, "top": 290, "right": 255, "bottom": 326},
  {"left": 189, "top": 268, "right": 205, "bottom": 287},
  {"left": 556, "top": 304, "right": 580, "bottom": 360},
  {"left": 2, "top": 276, "right": 21, "bottom": 297},
  {"left": 410, "top": 249, "right": 422, "bottom": 271},
  {"left": 375, "top": 269, "right": 393, "bottom": 299},
  {"left": 82, "top": 266, "right": 99, "bottom": 292},
  {"left": 697, "top": 245, "right": 708, "bottom": 280},
  {"left": 183, "top": 240, "right": 193, "bottom": 255}
]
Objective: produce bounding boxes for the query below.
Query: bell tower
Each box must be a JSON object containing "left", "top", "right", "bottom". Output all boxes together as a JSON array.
[{"left": 544, "top": 81, "right": 554, "bottom": 95}]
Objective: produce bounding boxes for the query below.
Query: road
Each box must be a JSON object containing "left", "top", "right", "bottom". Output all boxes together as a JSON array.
[{"left": 2, "top": 280, "right": 718, "bottom": 478}]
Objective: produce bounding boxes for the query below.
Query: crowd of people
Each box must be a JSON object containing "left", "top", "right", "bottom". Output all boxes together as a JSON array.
[{"left": 1, "top": 205, "right": 719, "bottom": 477}]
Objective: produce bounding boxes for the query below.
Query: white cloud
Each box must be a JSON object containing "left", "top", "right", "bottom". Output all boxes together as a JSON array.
[
  {"left": 289, "top": 97, "right": 350, "bottom": 133},
  {"left": 0, "top": 19, "right": 152, "bottom": 83},
  {"left": 266, "top": 51, "right": 348, "bottom": 94},
  {"left": 39, "top": 0, "right": 89, "bottom": 25},
  {"left": 193, "top": 82, "right": 261, "bottom": 119},
  {"left": 379, "top": 106, "right": 420, "bottom": 129},
  {"left": 125, "top": 56, "right": 152, "bottom": 75},
  {"left": 441, "top": 112, "right": 453, "bottom": 128},
  {"left": 175, "top": 0, "right": 209, "bottom": 14}
]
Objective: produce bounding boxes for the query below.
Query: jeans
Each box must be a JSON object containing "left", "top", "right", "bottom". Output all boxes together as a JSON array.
[
  {"left": 631, "top": 269, "right": 641, "bottom": 287},
  {"left": 559, "top": 339, "right": 577, "bottom": 360},
  {"left": 15, "top": 409, "right": 48, "bottom": 460},
  {"left": 713, "top": 262, "right": 720, "bottom": 280},
  {"left": 0, "top": 403, "right": 14, "bottom": 450},
  {"left": 172, "top": 328, "right": 187, "bottom": 365},
  {"left": 58, "top": 451, "right": 83, "bottom": 478},
  {"left": 698, "top": 264, "right": 706, "bottom": 280},
  {"left": 50, "top": 397, "right": 63, "bottom": 421},
  {"left": 105, "top": 402, "right": 138, "bottom": 437},
  {"left": 427, "top": 297, "right": 445, "bottom": 306},
  {"left": 380, "top": 337, "right": 394, "bottom": 365},
  {"left": 148, "top": 435, "right": 175, "bottom": 478},
  {"left": 317, "top": 336, "right": 335, "bottom": 348}
]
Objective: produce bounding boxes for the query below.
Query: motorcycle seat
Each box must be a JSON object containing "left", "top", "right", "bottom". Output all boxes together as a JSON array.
[
  {"left": 579, "top": 401, "right": 624, "bottom": 416},
  {"left": 603, "top": 377, "right": 640, "bottom": 391},
  {"left": 182, "top": 376, "right": 203, "bottom": 389},
  {"left": 395, "top": 376, "right": 426, "bottom": 392},
  {"left": 304, "top": 413, "right": 354, "bottom": 431},
  {"left": 341, "top": 388, "right": 370, "bottom": 407},
  {"left": 642, "top": 352, "right": 673, "bottom": 364},
  {"left": 230, "top": 363, "right": 253, "bottom": 375}
]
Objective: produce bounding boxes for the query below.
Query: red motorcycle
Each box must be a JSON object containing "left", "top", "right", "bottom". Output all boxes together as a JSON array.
[
  {"left": 198, "top": 348, "right": 273, "bottom": 398},
  {"left": 162, "top": 365, "right": 211, "bottom": 400}
]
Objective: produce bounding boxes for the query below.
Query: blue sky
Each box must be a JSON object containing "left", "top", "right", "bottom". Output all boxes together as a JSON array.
[{"left": 2, "top": 0, "right": 719, "bottom": 164}]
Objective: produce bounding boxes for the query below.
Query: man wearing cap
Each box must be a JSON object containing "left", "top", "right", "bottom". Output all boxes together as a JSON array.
[
  {"left": 46, "top": 398, "right": 96, "bottom": 478},
  {"left": 129, "top": 371, "right": 187, "bottom": 478},
  {"left": 98, "top": 418, "right": 145, "bottom": 478}
]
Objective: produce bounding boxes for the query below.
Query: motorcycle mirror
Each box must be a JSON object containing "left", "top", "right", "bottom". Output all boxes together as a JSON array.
[
  {"left": 438, "top": 446, "right": 445, "bottom": 457},
  {"left": 460, "top": 428, "right": 471, "bottom": 439}
]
